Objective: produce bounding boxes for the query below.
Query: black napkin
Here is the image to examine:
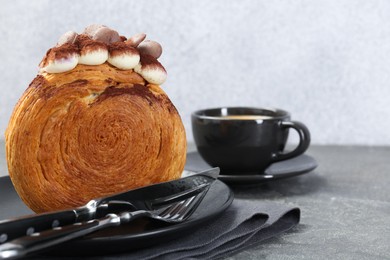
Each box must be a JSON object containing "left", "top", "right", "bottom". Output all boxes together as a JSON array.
[{"left": 102, "top": 199, "right": 300, "bottom": 260}]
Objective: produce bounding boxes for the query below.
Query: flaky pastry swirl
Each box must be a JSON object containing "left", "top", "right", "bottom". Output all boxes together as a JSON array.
[{"left": 6, "top": 63, "right": 186, "bottom": 213}]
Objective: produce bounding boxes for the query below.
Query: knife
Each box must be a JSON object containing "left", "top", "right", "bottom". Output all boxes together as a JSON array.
[{"left": 0, "top": 168, "right": 220, "bottom": 244}]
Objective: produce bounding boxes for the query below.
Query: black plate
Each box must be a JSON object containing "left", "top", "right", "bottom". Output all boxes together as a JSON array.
[
  {"left": 184, "top": 152, "right": 318, "bottom": 185},
  {"left": 0, "top": 175, "right": 233, "bottom": 256}
]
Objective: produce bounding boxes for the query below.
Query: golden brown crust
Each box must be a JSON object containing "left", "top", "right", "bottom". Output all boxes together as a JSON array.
[{"left": 6, "top": 63, "right": 186, "bottom": 213}]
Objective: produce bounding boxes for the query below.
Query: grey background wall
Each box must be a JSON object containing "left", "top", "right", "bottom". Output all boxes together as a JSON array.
[{"left": 1, "top": 0, "right": 390, "bottom": 145}]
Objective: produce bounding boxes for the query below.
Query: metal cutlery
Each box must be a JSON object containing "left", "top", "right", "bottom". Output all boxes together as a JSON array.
[
  {"left": 0, "top": 168, "right": 219, "bottom": 244},
  {"left": 0, "top": 182, "right": 210, "bottom": 259}
]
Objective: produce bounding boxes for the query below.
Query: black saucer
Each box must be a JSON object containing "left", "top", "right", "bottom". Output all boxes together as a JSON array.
[{"left": 183, "top": 152, "right": 318, "bottom": 185}]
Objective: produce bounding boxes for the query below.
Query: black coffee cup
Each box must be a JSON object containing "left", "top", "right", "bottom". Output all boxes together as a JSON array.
[{"left": 191, "top": 107, "right": 311, "bottom": 174}]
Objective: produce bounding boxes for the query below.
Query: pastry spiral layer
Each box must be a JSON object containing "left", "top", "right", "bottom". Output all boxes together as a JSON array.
[{"left": 5, "top": 64, "right": 186, "bottom": 213}]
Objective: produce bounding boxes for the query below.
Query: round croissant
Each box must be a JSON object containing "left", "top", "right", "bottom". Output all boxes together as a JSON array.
[{"left": 5, "top": 63, "right": 187, "bottom": 213}]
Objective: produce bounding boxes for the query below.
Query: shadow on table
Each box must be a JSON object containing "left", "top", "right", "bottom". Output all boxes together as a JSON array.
[{"left": 227, "top": 172, "right": 328, "bottom": 199}]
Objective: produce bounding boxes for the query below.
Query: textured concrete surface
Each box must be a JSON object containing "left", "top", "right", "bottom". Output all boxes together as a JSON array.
[
  {"left": 1, "top": 1, "right": 390, "bottom": 145},
  {"left": 1, "top": 142, "right": 389, "bottom": 259},
  {"left": 221, "top": 145, "right": 390, "bottom": 260}
]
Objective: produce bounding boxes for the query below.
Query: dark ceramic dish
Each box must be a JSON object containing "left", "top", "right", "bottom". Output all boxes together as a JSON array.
[{"left": 0, "top": 175, "right": 233, "bottom": 256}]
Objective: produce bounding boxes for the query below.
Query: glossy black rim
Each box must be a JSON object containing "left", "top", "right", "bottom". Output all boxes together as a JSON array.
[{"left": 192, "top": 106, "right": 290, "bottom": 121}]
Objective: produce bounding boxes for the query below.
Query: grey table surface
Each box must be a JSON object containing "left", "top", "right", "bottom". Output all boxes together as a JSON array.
[{"left": 0, "top": 142, "right": 389, "bottom": 259}]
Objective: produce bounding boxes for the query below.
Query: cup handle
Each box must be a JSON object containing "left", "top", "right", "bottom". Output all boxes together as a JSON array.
[{"left": 273, "top": 121, "right": 311, "bottom": 162}]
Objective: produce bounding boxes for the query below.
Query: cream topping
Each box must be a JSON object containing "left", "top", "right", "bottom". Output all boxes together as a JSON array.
[
  {"left": 38, "top": 25, "right": 167, "bottom": 85},
  {"left": 108, "top": 43, "right": 140, "bottom": 69},
  {"left": 42, "top": 54, "right": 79, "bottom": 73},
  {"left": 77, "top": 35, "right": 109, "bottom": 65},
  {"left": 39, "top": 44, "right": 79, "bottom": 73},
  {"left": 134, "top": 54, "right": 167, "bottom": 85},
  {"left": 79, "top": 49, "right": 108, "bottom": 65}
]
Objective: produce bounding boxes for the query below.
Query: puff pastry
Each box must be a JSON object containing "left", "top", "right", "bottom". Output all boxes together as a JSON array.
[{"left": 5, "top": 27, "right": 186, "bottom": 213}]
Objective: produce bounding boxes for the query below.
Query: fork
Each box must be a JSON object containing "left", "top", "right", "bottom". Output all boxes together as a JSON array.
[
  {"left": 0, "top": 183, "right": 210, "bottom": 260},
  {"left": 0, "top": 168, "right": 220, "bottom": 244}
]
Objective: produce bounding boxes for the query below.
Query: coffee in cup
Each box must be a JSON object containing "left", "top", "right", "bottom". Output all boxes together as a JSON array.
[{"left": 191, "top": 107, "right": 311, "bottom": 174}]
